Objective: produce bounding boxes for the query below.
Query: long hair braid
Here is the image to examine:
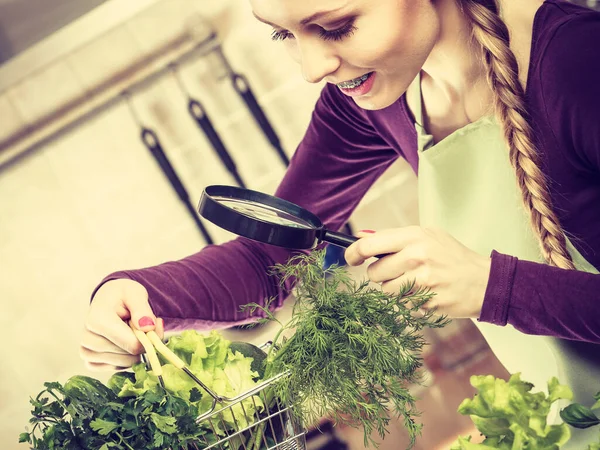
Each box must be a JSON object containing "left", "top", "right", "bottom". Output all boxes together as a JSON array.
[{"left": 459, "top": 0, "right": 575, "bottom": 270}]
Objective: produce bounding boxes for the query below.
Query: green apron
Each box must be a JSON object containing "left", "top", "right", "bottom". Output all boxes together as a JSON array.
[{"left": 408, "top": 73, "right": 600, "bottom": 447}]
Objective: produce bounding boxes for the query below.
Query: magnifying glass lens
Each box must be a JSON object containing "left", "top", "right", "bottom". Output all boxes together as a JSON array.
[{"left": 213, "top": 196, "right": 314, "bottom": 229}]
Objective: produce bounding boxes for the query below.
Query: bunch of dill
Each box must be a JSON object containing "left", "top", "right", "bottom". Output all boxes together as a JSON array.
[{"left": 244, "top": 250, "right": 449, "bottom": 449}]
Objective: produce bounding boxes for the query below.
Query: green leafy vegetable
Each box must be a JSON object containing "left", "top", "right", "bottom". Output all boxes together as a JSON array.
[
  {"left": 245, "top": 250, "right": 448, "bottom": 448},
  {"left": 559, "top": 390, "right": 600, "bottom": 449},
  {"left": 560, "top": 404, "right": 600, "bottom": 429},
  {"left": 21, "top": 331, "right": 266, "bottom": 449},
  {"left": 450, "top": 373, "right": 573, "bottom": 450},
  {"left": 20, "top": 377, "right": 208, "bottom": 450}
]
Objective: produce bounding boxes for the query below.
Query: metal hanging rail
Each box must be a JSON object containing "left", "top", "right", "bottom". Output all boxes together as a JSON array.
[{"left": 0, "top": 28, "right": 220, "bottom": 172}]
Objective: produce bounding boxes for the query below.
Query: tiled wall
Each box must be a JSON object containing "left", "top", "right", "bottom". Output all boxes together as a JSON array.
[{"left": 0, "top": 1, "right": 419, "bottom": 447}]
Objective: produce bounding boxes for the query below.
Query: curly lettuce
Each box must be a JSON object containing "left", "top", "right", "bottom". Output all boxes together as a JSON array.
[
  {"left": 451, "top": 373, "right": 573, "bottom": 450},
  {"left": 112, "top": 330, "right": 264, "bottom": 433}
]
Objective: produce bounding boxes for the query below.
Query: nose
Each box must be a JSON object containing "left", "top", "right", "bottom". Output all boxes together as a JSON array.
[{"left": 297, "top": 38, "right": 340, "bottom": 84}]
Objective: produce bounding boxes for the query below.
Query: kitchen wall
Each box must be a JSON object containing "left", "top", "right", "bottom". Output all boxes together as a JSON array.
[{"left": 0, "top": 1, "right": 420, "bottom": 448}]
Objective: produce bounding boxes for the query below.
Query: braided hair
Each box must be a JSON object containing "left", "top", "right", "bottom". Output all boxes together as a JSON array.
[{"left": 459, "top": 0, "right": 575, "bottom": 269}]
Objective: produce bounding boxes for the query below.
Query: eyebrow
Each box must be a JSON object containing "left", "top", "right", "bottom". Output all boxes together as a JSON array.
[{"left": 253, "top": 7, "right": 345, "bottom": 28}]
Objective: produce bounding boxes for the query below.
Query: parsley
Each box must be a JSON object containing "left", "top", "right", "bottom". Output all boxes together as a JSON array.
[{"left": 20, "top": 376, "right": 211, "bottom": 449}]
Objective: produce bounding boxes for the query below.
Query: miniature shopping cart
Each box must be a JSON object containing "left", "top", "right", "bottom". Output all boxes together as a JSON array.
[
  {"left": 131, "top": 326, "right": 306, "bottom": 450},
  {"left": 191, "top": 370, "right": 306, "bottom": 450}
]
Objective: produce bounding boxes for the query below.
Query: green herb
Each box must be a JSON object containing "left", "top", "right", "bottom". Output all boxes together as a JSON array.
[
  {"left": 561, "top": 403, "right": 600, "bottom": 429},
  {"left": 560, "top": 390, "right": 600, "bottom": 449},
  {"left": 450, "top": 373, "right": 573, "bottom": 449},
  {"left": 19, "top": 376, "right": 208, "bottom": 450},
  {"left": 20, "top": 331, "right": 266, "bottom": 449},
  {"left": 244, "top": 250, "right": 448, "bottom": 448}
]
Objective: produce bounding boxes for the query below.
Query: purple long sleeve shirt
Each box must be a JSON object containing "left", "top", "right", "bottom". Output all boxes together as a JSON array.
[{"left": 97, "top": 0, "right": 600, "bottom": 343}]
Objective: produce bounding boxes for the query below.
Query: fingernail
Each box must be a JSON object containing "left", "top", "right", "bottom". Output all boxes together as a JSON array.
[
  {"left": 360, "top": 229, "right": 376, "bottom": 234},
  {"left": 138, "top": 316, "right": 155, "bottom": 327}
]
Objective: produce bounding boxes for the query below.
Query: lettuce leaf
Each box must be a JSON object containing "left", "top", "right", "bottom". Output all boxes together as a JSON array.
[
  {"left": 451, "top": 374, "right": 573, "bottom": 449},
  {"left": 109, "top": 330, "right": 263, "bottom": 435}
]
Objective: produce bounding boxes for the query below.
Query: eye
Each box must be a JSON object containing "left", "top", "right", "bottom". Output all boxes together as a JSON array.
[
  {"left": 318, "top": 20, "right": 357, "bottom": 42},
  {"left": 271, "top": 29, "right": 294, "bottom": 41}
]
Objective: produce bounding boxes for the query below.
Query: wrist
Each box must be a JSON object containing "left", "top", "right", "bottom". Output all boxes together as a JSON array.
[
  {"left": 91, "top": 276, "right": 138, "bottom": 303},
  {"left": 478, "top": 250, "right": 518, "bottom": 325}
]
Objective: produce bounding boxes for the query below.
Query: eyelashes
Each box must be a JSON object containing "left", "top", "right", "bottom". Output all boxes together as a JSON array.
[
  {"left": 271, "top": 20, "right": 357, "bottom": 42},
  {"left": 320, "top": 22, "right": 357, "bottom": 42},
  {"left": 271, "top": 29, "right": 293, "bottom": 41}
]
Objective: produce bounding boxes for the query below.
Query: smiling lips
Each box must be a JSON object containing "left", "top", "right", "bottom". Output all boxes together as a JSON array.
[
  {"left": 336, "top": 72, "right": 376, "bottom": 97},
  {"left": 337, "top": 72, "right": 372, "bottom": 89}
]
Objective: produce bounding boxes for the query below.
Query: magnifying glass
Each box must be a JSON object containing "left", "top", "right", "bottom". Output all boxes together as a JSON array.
[{"left": 198, "top": 185, "right": 359, "bottom": 250}]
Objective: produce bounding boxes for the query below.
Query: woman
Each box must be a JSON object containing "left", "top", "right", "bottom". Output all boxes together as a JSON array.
[{"left": 82, "top": 0, "right": 600, "bottom": 446}]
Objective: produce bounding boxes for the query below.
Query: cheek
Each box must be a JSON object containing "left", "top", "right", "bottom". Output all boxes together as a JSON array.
[
  {"left": 284, "top": 40, "right": 301, "bottom": 63},
  {"left": 345, "top": 7, "right": 438, "bottom": 72}
]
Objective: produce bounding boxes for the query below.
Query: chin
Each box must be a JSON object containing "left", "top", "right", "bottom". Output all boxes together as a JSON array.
[
  {"left": 352, "top": 95, "right": 398, "bottom": 111},
  {"left": 351, "top": 84, "right": 405, "bottom": 111}
]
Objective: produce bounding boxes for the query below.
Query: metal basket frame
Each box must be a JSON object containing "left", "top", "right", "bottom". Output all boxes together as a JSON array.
[
  {"left": 189, "top": 371, "right": 306, "bottom": 450},
  {"left": 140, "top": 341, "right": 306, "bottom": 450}
]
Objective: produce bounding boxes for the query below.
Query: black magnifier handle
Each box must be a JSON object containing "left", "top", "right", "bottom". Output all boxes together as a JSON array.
[
  {"left": 188, "top": 99, "right": 246, "bottom": 188},
  {"left": 321, "top": 229, "right": 390, "bottom": 259},
  {"left": 321, "top": 229, "right": 358, "bottom": 247},
  {"left": 141, "top": 128, "right": 214, "bottom": 245},
  {"left": 230, "top": 73, "right": 290, "bottom": 167}
]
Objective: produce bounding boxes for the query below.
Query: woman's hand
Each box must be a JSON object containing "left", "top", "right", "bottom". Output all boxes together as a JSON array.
[
  {"left": 80, "top": 278, "right": 164, "bottom": 371},
  {"left": 344, "top": 226, "right": 492, "bottom": 319}
]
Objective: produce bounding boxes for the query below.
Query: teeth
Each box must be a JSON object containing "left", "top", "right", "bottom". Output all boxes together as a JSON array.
[{"left": 337, "top": 73, "right": 370, "bottom": 89}]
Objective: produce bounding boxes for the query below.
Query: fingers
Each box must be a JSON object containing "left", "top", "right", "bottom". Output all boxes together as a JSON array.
[
  {"left": 365, "top": 251, "right": 425, "bottom": 284},
  {"left": 126, "top": 287, "right": 158, "bottom": 333},
  {"left": 381, "top": 274, "right": 435, "bottom": 316},
  {"left": 380, "top": 271, "right": 421, "bottom": 295},
  {"left": 80, "top": 318, "right": 165, "bottom": 370},
  {"left": 345, "top": 227, "right": 422, "bottom": 266},
  {"left": 80, "top": 324, "right": 142, "bottom": 371},
  {"left": 80, "top": 346, "right": 141, "bottom": 368},
  {"left": 86, "top": 312, "right": 145, "bottom": 356},
  {"left": 82, "top": 278, "right": 160, "bottom": 369},
  {"left": 81, "top": 329, "right": 128, "bottom": 354},
  {"left": 84, "top": 361, "right": 134, "bottom": 372},
  {"left": 88, "top": 279, "right": 157, "bottom": 354}
]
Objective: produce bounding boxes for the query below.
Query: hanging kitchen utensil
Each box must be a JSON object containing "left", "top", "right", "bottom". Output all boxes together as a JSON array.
[
  {"left": 172, "top": 67, "right": 246, "bottom": 188},
  {"left": 188, "top": 100, "right": 246, "bottom": 187},
  {"left": 229, "top": 72, "right": 290, "bottom": 167},
  {"left": 211, "top": 46, "right": 290, "bottom": 167},
  {"left": 140, "top": 128, "right": 214, "bottom": 244},
  {"left": 125, "top": 93, "right": 214, "bottom": 244},
  {"left": 198, "top": 185, "right": 388, "bottom": 258}
]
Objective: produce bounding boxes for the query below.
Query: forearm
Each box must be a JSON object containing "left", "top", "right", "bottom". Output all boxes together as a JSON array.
[
  {"left": 92, "top": 238, "right": 299, "bottom": 331},
  {"left": 479, "top": 251, "right": 600, "bottom": 343}
]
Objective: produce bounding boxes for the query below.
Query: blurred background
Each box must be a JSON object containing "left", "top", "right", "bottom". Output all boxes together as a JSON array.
[{"left": 1, "top": 0, "right": 597, "bottom": 448}]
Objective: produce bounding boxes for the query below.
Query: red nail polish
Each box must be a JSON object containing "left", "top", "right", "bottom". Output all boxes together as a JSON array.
[
  {"left": 138, "top": 316, "right": 155, "bottom": 327},
  {"left": 360, "top": 229, "right": 376, "bottom": 234}
]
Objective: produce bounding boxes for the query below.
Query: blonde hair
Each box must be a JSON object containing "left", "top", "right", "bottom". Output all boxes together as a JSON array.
[{"left": 459, "top": 0, "right": 575, "bottom": 270}]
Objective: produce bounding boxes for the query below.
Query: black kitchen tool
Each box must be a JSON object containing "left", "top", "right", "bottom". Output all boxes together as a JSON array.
[
  {"left": 125, "top": 91, "right": 213, "bottom": 244},
  {"left": 210, "top": 46, "right": 289, "bottom": 167},
  {"left": 230, "top": 73, "right": 290, "bottom": 167},
  {"left": 172, "top": 67, "right": 247, "bottom": 188},
  {"left": 198, "top": 185, "right": 364, "bottom": 252},
  {"left": 141, "top": 128, "right": 214, "bottom": 244},
  {"left": 187, "top": 99, "right": 246, "bottom": 188}
]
